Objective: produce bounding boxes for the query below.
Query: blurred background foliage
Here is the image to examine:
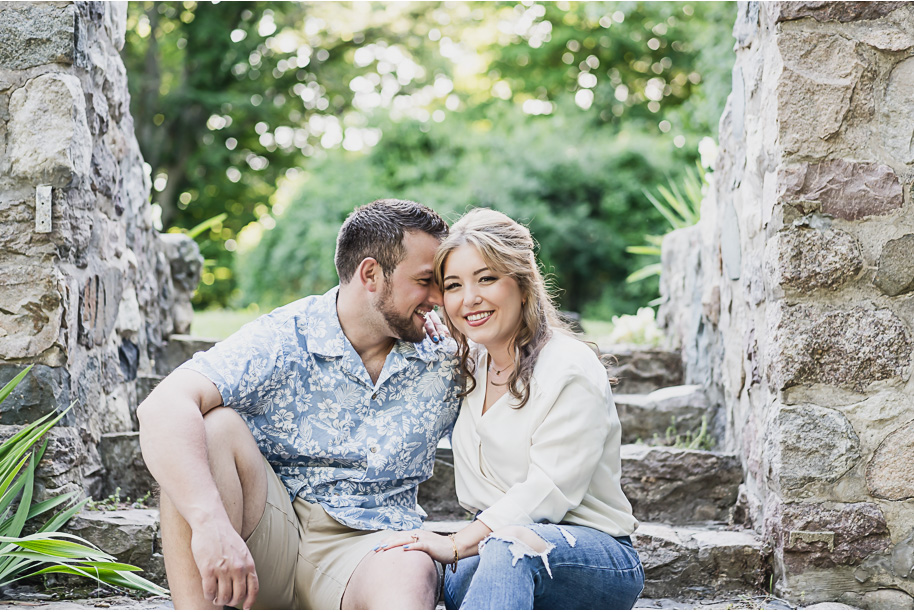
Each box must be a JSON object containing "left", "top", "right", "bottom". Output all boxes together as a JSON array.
[{"left": 123, "top": 0, "right": 734, "bottom": 318}]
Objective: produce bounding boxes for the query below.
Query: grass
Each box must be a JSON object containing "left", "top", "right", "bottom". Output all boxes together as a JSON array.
[{"left": 190, "top": 309, "right": 261, "bottom": 340}]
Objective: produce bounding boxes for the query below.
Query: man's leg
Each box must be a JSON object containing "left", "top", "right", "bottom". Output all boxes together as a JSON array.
[
  {"left": 342, "top": 546, "right": 439, "bottom": 609},
  {"left": 160, "top": 407, "right": 268, "bottom": 609}
]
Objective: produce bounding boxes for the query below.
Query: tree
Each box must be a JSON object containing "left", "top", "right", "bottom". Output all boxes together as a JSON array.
[{"left": 125, "top": 1, "right": 735, "bottom": 313}]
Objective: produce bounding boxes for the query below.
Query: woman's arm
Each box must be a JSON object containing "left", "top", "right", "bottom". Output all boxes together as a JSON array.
[
  {"left": 377, "top": 519, "right": 493, "bottom": 563},
  {"left": 476, "top": 372, "right": 612, "bottom": 532}
]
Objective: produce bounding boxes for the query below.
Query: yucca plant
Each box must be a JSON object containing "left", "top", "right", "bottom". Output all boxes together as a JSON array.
[
  {"left": 626, "top": 160, "right": 708, "bottom": 286},
  {"left": 0, "top": 366, "right": 166, "bottom": 596}
]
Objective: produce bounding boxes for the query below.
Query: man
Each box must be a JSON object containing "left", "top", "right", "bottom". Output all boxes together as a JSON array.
[{"left": 138, "top": 199, "right": 460, "bottom": 610}]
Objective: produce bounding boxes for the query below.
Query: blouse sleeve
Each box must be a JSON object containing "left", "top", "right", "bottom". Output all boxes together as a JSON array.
[{"left": 477, "top": 371, "right": 612, "bottom": 531}]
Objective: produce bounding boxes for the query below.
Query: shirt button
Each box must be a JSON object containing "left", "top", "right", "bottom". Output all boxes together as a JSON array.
[
  {"left": 369, "top": 445, "right": 379, "bottom": 453},
  {"left": 371, "top": 392, "right": 378, "bottom": 400}
]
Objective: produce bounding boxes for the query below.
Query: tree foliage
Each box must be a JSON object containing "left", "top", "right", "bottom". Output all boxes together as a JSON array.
[
  {"left": 124, "top": 1, "right": 735, "bottom": 314},
  {"left": 239, "top": 110, "right": 686, "bottom": 317}
]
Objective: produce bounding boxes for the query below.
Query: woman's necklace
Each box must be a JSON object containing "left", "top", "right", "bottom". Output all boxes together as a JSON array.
[{"left": 488, "top": 355, "right": 514, "bottom": 380}]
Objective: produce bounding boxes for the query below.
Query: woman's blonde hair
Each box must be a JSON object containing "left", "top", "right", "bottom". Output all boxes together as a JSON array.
[{"left": 433, "top": 208, "right": 568, "bottom": 408}]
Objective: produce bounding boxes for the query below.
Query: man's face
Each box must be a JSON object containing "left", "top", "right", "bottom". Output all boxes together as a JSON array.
[{"left": 373, "top": 231, "right": 444, "bottom": 343}]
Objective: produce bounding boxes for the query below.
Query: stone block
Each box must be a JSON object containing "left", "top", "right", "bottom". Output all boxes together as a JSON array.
[
  {"left": 8, "top": 73, "right": 91, "bottom": 187},
  {"left": 771, "top": 227, "right": 862, "bottom": 292},
  {"left": 866, "top": 419, "right": 914, "bottom": 500},
  {"left": 769, "top": 304, "right": 911, "bottom": 392},
  {"left": 154, "top": 335, "right": 217, "bottom": 376},
  {"left": 777, "top": 2, "right": 907, "bottom": 23},
  {"left": 98, "top": 432, "right": 157, "bottom": 501},
  {"left": 0, "top": 198, "right": 55, "bottom": 257},
  {"left": 875, "top": 235, "right": 914, "bottom": 296},
  {"left": 771, "top": 405, "right": 861, "bottom": 498},
  {"left": 603, "top": 346, "right": 684, "bottom": 395},
  {"left": 78, "top": 268, "right": 125, "bottom": 348},
  {"left": 0, "top": 365, "right": 70, "bottom": 426},
  {"left": 621, "top": 445, "right": 742, "bottom": 523},
  {"left": 0, "top": 423, "right": 85, "bottom": 502},
  {"left": 881, "top": 57, "right": 914, "bottom": 165},
  {"left": 158, "top": 234, "right": 203, "bottom": 335},
  {"left": 721, "top": 200, "right": 741, "bottom": 281},
  {"left": 65, "top": 509, "right": 166, "bottom": 587},
  {"left": 633, "top": 522, "right": 770, "bottom": 598},
  {"left": 0, "top": 3, "right": 76, "bottom": 70},
  {"left": 615, "top": 385, "right": 709, "bottom": 445},
  {"left": 777, "top": 34, "right": 863, "bottom": 151},
  {"left": 778, "top": 161, "right": 903, "bottom": 221},
  {"left": 777, "top": 502, "right": 891, "bottom": 572},
  {"left": 0, "top": 264, "right": 64, "bottom": 361}
]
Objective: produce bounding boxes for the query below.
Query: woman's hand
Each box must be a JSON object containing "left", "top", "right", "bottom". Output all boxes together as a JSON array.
[{"left": 374, "top": 529, "right": 456, "bottom": 565}]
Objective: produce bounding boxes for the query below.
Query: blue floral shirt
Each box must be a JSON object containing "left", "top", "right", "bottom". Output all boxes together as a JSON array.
[{"left": 182, "top": 287, "right": 460, "bottom": 531}]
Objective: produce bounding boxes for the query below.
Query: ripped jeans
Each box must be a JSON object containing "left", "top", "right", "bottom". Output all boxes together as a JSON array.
[{"left": 444, "top": 523, "right": 644, "bottom": 610}]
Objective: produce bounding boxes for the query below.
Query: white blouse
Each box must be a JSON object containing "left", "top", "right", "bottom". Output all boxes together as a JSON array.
[{"left": 452, "top": 331, "right": 638, "bottom": 536}]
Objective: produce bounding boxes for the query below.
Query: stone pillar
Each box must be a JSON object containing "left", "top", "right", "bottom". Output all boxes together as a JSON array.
[
  {"left": 0, "top": 2, "right": 200, "bottom": 497},
  {"left": 660, "top": 2, "right": 914, "bottom": 607}
]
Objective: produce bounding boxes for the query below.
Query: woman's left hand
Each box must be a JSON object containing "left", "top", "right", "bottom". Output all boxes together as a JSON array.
[{"left": 374, "top": 529, "right": 455, "bottom": 565}]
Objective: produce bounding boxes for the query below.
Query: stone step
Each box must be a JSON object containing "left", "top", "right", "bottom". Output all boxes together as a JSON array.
[
  {"left": 64, "top": 509, "right": 167, "bottom": 588},
  {"left": 634, "top": 522, "right": 770, "bottom": 599},
  {"left": 91, "top": 431, "right": 743, "bottom": 526},
  {"left": 420, "top": 445, "right": 744, "bottom": 525},
  {"left": 98, "top": 431, "right": 157, "bottom": 501},
  {"left": 615, "top": 385, "right": 710, "bottom": 445},
  {"left": 602, "top": 346, "right": 684, "bottom": 395},
  {"left": 153, "top": 335, "right": 217, "bottom": 376},
  {"left": 63, "top": 515, "right": 768, "bottom": 601},
  {"left": 424, "top": 519, "right": 770, "bottom": 599},
  {"left": 621, "top": 445, "right": 742, "bottom": 524}
]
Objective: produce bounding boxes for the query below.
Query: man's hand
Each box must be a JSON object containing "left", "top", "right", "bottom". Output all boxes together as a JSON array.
[
  {"left": 191, "top": 519, "right": 259, "bottom": 610},
  {"left": 423, "top": 310, "right": 450, "bottom": 343}
]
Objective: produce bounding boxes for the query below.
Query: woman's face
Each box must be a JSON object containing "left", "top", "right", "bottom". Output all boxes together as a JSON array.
[{"left": 441, "top": 243, "right": 524, "bottom": 353}]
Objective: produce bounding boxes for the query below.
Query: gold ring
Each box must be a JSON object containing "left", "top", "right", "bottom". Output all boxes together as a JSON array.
[{"left": 411, "top": 533, "right": 419, "bottom": 542}]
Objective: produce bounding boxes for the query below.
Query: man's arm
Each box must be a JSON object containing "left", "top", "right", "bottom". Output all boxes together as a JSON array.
[{"left": 137, "top": 368, "right": 259, "bottom": 609}]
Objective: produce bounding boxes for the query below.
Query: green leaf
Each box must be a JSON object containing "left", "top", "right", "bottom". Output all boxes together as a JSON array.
[
  {"left": 186, "top": 213, "right": 228, "bottom": 239},
  {"left": 0, "top": 392, "right": 166, "bottom": 596},
  {"left": 625, "top": 245, "right": 662, "bottom": 256},
  {"left": 0, "top": 366, "right": 32, "bottom": 405},
  {"left": 38, "top": 496, "right": 87, "bottom": 534},
  {"left": 625, "top": 263, "right": 663, "bottom": 283}
]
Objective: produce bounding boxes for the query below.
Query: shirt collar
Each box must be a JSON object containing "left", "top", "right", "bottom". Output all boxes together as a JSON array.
[{"left": 305, "top": 286, "right": 449, "bottom": 364}]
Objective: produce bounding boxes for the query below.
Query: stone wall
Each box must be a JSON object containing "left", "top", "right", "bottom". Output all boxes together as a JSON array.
[
  {"left": 0, "top": 2, "right": 199, "bottom": 497},
  {"left": 660, "top": 1, "right": 914, "bottom": 607}
]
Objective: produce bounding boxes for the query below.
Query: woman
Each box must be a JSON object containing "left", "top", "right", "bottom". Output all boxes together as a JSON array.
[{"left": 380, "top": 208, "right": 643, "bottom": 609}]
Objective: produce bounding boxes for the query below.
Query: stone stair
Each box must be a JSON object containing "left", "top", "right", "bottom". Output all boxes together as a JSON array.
[{"left": 54, "top": 340, "right": 770, "bottom": 601}]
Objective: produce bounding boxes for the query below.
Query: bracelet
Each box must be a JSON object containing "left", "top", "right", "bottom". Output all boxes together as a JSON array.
[{"left": 448, "top": 533, "right": 459, "bottom": 572}]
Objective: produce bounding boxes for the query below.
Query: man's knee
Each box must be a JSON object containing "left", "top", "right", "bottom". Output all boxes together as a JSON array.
[
  {"left": 381, "top": 547, "right": 437, "bottom": 586},
  {"left": 350, "top": 548, "right": 437, "bottom": 608}
]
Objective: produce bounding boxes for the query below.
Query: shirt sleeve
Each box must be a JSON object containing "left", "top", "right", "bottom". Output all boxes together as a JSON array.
[
  {"left": 179, "top": 315, "right": 286, "bottom": 415},
  {"left": 477, "top": 371, "right": 612, "bottom": 531}
]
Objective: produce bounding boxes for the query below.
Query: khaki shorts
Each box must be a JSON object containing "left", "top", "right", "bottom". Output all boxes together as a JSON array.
[{"left": 244, "top": 458, "right": 394, "bottom": 610}]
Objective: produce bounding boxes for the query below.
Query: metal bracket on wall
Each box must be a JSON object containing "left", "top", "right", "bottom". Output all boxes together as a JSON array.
[{"left": 36, "top": 185, "right": 52, "bottom": 233}]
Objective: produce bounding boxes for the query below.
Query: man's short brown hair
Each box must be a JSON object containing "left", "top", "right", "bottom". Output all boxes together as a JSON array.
[{"left": 335, "top": 199, "right": 449, "bottom": 283}]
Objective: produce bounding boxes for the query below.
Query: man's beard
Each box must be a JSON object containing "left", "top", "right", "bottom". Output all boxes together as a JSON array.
[{"left": 376, "top": 283, "right": 426, "bottom": 343}]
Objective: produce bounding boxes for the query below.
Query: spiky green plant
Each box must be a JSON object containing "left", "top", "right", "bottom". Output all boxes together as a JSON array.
[
  {"left": 626, "top": 161, "right": 708, "bottom": 286},
  {"left": 0, "top": 366, "right": 166, "bottom": 596}
]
